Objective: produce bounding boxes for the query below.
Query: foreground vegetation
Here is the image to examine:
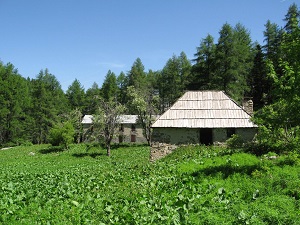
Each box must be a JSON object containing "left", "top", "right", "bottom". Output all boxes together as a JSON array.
[{"left": 0, "top": 144, "right": 299, "bottom": 224}]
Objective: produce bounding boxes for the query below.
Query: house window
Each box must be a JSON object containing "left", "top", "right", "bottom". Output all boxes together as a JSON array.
[
  {"left": 119, "top": 135, "right": 123, "bottom": 143},
  {"left": 131, "top": 134, "right": 136, "bottom": 142},
  {"left": 131, "top": 124, "right": 136, "bottom": 131},
  {"left": 227, "top": 128, "right": 236, "bottom": 138},
  {"left": 131, "top": 124, "right": 136, "bottom": 142}
]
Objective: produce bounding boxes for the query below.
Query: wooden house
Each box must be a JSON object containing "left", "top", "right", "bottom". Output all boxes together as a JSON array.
[{"left": 151, "top": 90, "right": 257, "bottom": 145}]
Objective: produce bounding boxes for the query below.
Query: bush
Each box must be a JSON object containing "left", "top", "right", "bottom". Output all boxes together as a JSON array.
[
  {"left": 277, "top": 152, "right": 299, "bottom": 166},
  {"left": 48, "top": 122, "right": 75, "bottom": 149},
  {"left": 226, "top": 134, "right": 244, "bottom": 149}
]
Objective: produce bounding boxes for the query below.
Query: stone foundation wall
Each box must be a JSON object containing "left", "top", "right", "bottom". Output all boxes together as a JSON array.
[{"left": 150, "top": 142, "right": 178, "bottom": 162}]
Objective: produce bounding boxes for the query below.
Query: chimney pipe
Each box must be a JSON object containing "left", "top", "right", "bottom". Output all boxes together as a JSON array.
[{"left": 242, "top": 98, "right": 253, "bottom": 116}]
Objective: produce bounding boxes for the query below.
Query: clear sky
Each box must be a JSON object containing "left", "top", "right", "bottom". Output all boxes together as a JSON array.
[{"left": 0, "top": 0, "right": 298, "bottom": 91}]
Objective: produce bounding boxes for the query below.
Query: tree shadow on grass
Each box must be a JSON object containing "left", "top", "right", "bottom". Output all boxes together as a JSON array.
[
  {"left": 72, "top": 152, "right": 105, "bottom": 158},
  {"left": 39, "top": 146, "right": 65, "bottom": 154},
  {"left": 191, "top": 164, "right": 261, "bottom": 179}
]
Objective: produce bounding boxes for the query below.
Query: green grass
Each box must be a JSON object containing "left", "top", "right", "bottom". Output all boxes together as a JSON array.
[{"left": 0, "top": 144, "right": 299, "bottom": 224}]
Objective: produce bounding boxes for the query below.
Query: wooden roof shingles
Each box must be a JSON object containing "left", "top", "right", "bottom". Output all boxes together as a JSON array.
[{"left": 152, "top": 91, "right": 256, "bottom": 128}]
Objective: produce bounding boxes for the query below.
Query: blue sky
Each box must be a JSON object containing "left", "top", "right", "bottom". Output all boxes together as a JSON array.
[{"left": 0, "top": 0, "right": 298, "bottom": 91}]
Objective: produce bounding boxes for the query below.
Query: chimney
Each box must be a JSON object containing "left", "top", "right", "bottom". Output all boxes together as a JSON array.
[{"left": 242, "top": 98, "right": 253, "bottom": 116}]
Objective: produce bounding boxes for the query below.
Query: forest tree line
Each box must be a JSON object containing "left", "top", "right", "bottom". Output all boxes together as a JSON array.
[{"left": 0, "top": 3, "right": 299, "bottom": 150}]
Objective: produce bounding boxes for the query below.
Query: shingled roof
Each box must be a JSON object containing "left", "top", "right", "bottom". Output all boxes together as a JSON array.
[
  {"left": 81, "top": 115, "right": 138, "bottom": 125},
  {"left": 151, "top": 91, "right": 256, "bottom": 128}
]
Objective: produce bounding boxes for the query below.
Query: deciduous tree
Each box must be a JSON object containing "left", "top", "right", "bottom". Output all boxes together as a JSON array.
[
  {"left": 127, "top": 86, "right": 159, "bottom": 145},
  {"left": 92, "top": 98, "right": 125, "bottom": 156}
]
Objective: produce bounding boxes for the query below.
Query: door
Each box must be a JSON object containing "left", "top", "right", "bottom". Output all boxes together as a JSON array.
[{"left": 200, "top": 128, "right": 213, "bottom": 145}]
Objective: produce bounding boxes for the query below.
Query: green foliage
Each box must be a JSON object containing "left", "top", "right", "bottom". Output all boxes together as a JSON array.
[
  {"left": 127, "top": 58, "right": 146, "bottom": 90},
  {"left": 30, "top": 69, "right": 68, "bottom": 144},
  {"left": 0, "top": 145, "right": 299, "bottom": 224},
  {"left": 84, "top": 82, "right": 101, "bottom": 114},
  {"left": 0, "top": 62, "right": 31, "bottom": 146},
  {"left": 127, "top": 86, "right": 159, "bottom": 145},
  {"left": 92, "top": 98, "right": 126, "bottom": 156},
  {"left": 158, "top": 52, "right": 191, "bottom": 111},
  {"left": 226, "top": 134, "right": 244, "bottom": 149},
  {"left": 190, "top": 34, "right": 216, "bottom": 90},
  {"left": 101, "top": 70, "right": 118, "bottom": 100},
  {"left": 253, "top": 18, "right": 300, "bottom": 153},
  {"left": 48, "top": 122, "right": 75, "bottom": 149},
  {"left": 66, "top": 79, "right": 85, "bottom": 111}
]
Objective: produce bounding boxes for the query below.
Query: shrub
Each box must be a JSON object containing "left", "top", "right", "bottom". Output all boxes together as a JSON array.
[
  {"left": 48, "top": 121, "right": 75, "bottom": 149},
  {"left": 226, "top": 134, "right": 244, "bottom": 149},
  {"left": 277, "top": 152, "right": 299, "bottom": 166}
]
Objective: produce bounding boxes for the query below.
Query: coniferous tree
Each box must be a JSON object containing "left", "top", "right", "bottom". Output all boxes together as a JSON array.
[
  {"left": 0, "top": 62, "right": 31, "bottom": 145},
  {"left": 254, "top": 3, "right": 300, "bottom": 151},
  {"left": 101, "top": 70, "right": 118, "bottom": 100},
  {"left": 158, "top": 54, "right": 184, "bottom": 112},
  {"left": 284, "top": 3, "right": 300, "bottom": 34},
  {"left": 191, "top": 34, "right": 216, "bottom": 90},
  {"left": 178, "top": 52, "right": 192, "bottom": 91},
  {"left": 116, "top": 72, "right": 127, "bottom": 105},
  {"left": 230, "top": 23, "right": 253, "bottom": 100},
  {"left": 214, "top": 23, "right": 235, "bottom": 92},
  {"left": 30, "top": 69, "right": 66, "bottom": 144},
  {"left": 66, "top": 78, "right": 85, "bottom": 111},
  {"left": 263, "top": 20, "right": 283, "bottom": 76},
  {"left": 127, "top": 58, "right": 146, "bottom": 90},
  {"left": 84, "top": 82, "right": 101, "bottom": 114},
  {"left": 212, "top": 23, "right": 254, "bottom": 102},
  {"left": 248, "top": 44, "right": 269, "bottom": 109}
]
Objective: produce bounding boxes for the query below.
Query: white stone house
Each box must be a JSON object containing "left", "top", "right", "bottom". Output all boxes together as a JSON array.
[
  {"left": 81, "top": 115, "right": 147, "bottom": 143},
  {"left": 151, "top": 90, "right": 257, "bottom": 145}
]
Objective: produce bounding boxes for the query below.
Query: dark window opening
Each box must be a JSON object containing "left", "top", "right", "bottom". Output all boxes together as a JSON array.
[
  {"left": 131, "top": 134, "right": 136, "bottom": 142},
  {"left": 119, "top": 135, "right": 123, "bottom": 143},
  {"left": 227, "top": 128, "right": 236, "bottom": 138},
  {"left": 131, "top": 124, "right": 136, "bottom": 131},
  {"left": 200, "top": 128, "right": 213, "bottom": 145}
]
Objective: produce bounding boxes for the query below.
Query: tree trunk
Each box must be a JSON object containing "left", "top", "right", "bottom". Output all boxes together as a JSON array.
[{"left": 107, "top": 144, "right": 111, "bottom": 157}]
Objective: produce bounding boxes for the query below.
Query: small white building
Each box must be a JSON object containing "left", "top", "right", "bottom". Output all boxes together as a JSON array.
[
  {"left": 81, "top": 115, "right": 147, "bottom": 143},
  {"left": 151, "top": 90, "right": 257, "bottom": 145}
]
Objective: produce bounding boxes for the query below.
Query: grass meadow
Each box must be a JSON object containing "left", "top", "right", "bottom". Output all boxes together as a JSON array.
[{"left": 0, "top": 144, "right": 299, "bottom": 224}]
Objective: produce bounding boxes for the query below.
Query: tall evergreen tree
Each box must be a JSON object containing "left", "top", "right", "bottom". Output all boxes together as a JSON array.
[
  {"left": 116, "top": 71, "right": 127, "bottom": 104},
  {"left": 101, "top": 70, "right": 118, "bottom": 100},
  {"left": 214, "top": 23, "right": 234, "bottom": 92},
  {"left": 127, "top": 58, "right": 146, "bottom": 90},
  {"left": 66, "top": 78, "right": 85, "bottom": 111},
  {"left": 263, "top": 20, "right": 283, "bottom": 77},
  {"left": 248, "top": 44, "right": 269, "bottom": 109},
  {"left": 157, "top": 52, "right": 191, "bottom": 112},
  {"left": 230, "top": 23, "right": 253, "bottom": 100},
  {"left": 213, "top": 23, "right": 253, "bottom": 102},
  {"left": 84, "top": 82, "right": 101, "bottom": 114},
  {"left": 284, "top": 3, "right": 300, "bottom": 34},
  {"left": 178, "top": 52, "right": 192, "bottom": 90},
  {"left": 0, "top": 62, "right": 31, "bottom": 145},
  {"left": 254, "top": 24, "right": 300, "bottom": 150},
  {"left": 191, "top": 34, "right": 216, "bottom": 90},
  {"left": 30, "top": 69, "right": 66, "bottom": 144}
]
